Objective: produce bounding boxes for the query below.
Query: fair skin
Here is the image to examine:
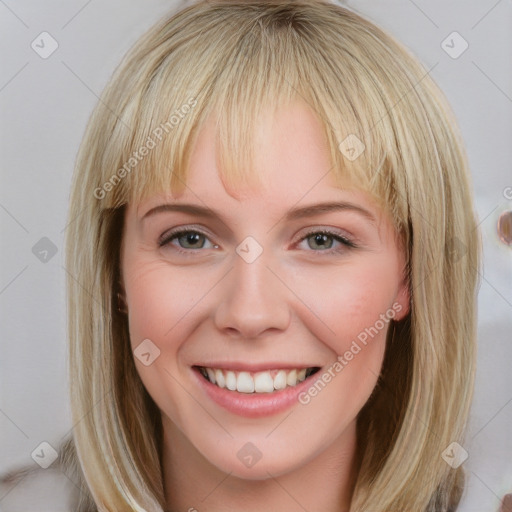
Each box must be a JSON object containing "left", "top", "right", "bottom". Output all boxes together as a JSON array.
[{"left": 120, "top": 100, "right": 410, "bottom": 512}]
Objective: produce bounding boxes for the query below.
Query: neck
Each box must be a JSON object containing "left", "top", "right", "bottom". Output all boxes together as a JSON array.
[{"left": 162, "top": 416, "right": 360, "bottom": 512}]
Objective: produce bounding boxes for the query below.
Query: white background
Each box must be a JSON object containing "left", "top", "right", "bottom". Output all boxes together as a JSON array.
[{"left": 1, "top": 1, "right": 511, "bottom": 510}]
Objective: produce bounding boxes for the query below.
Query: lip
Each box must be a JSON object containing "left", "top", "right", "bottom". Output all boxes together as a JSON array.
[
  {"left": 193, "top": 361, "right": 317, "bottom": 372},
  {"left": 192, "top": 365, "right": 322, "bottom": 418}
]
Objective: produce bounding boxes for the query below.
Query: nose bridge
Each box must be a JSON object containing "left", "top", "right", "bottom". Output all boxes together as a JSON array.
[{"left": 213, "top": 239, "right": 291, "bottom": 338}]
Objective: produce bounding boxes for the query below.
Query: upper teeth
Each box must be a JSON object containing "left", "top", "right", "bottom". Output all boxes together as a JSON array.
[{"left": 200, "top": 367, "right": 315, "bottom": 393}]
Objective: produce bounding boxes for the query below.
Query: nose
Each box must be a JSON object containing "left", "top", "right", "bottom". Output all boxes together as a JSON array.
[{"left": 213, "top": 247, "right": 291, "bottom": 339}]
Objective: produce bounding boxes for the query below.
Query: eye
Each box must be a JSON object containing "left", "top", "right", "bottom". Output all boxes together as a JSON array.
[
  {"left": 159, "top": 229, "right": 218, "bottom": 252},
  {"left": 158, "top": 227, "right": 356, "bottom": 255},
  {"left": 297, "top": 229, "right": 356, "bottom": 253}
]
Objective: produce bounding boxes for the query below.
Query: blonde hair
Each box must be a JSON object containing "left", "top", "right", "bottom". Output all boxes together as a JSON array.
[{"left": 64, "top": 0, "right": 481, "bottom": 510}]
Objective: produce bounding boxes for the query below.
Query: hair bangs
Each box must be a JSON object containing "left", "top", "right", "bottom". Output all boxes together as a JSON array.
[{"left": 92, "top": 1, "right": 409, "bottom": 242}]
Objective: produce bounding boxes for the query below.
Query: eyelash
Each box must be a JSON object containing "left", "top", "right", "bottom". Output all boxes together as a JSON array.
[{"left": 158, "top": 227, "right": 357, "bottom": 256}]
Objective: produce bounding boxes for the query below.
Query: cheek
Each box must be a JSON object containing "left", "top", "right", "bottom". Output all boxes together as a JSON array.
[
  {"left": 124, "top": 259, "right": 210, "bottom": 347},
  {"left": 293, "top": 262, "right": 397, "bottom": 423},
  {"left": 292, "top": 259, "right": 398, "bottom": 359},
  {"left": 122, "top": 259, "right": 212, "bottom": 420}
]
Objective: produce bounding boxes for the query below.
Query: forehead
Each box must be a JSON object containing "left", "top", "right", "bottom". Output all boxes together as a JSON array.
[
  {"left": 136, "top": 99, "right": 380, "bottom": 217},
  {"left": 197, "top": 101, "right": 328, "bottom": 191}
]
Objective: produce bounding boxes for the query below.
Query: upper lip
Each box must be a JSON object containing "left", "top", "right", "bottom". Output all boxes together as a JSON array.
[{"left": 193, "top": 362, "right": 321, "bottom": 372}]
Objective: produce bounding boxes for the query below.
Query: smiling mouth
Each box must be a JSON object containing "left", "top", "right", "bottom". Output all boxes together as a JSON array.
[{"left": 194, "top": 366, "right": 321, "bottom": 394}]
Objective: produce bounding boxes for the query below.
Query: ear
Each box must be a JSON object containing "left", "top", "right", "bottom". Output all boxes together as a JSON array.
[
  {"left": 394, "top": 276, "right": 410, "bottom": 321},
  {"left": 117, "top": 277, "right": 128, "bottom": 314}
]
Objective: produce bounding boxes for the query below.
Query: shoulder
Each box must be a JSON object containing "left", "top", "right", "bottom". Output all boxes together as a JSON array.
[
  {"left": 0, "top": 445, "right": 98, "bottom": 512},
  {"left": 0, "top": 466, "right": 78, "bottom": 511},
  {"left": 0, "top": 435, "right": 98, "bottom": 511}
]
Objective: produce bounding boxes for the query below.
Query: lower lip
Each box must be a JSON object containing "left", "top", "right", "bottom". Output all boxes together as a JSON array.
[{"left": 193, "top": 367, "right": 320, "bottom": 418}]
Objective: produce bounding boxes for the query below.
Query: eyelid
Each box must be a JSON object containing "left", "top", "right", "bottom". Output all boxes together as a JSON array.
[
  {"left": 158, "top": 224, "right": 358, "bottom": 255},
  {"left": 293, "top": 226, "right": 356, "bottom": 247},
  {"left": 158, "top": 224, "right": 213, "bottom": 246}
]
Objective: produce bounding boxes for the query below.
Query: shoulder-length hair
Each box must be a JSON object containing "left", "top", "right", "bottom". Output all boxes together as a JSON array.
[{"left": 64, "top": 1, "right": 481, "bottom": 510}]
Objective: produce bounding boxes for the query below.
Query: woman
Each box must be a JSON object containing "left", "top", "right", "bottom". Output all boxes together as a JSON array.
[{"left": 4, "top": 0, "right": 482, "bottom": 510}]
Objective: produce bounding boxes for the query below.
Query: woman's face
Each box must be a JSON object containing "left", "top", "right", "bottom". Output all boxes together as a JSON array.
[{"left": 120, "top": 100, "right": 410, "bottom": 479}]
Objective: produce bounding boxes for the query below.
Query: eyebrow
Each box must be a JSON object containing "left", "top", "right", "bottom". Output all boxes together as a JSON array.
[{"left": 141, "top": 201, "right": 377, "bottom": 225}]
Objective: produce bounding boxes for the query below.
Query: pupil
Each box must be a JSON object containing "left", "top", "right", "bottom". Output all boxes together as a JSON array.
[
  {"left": 313, "top": 233, "right": 332, "bottom": 249},
  {"left": 179, "top": 232, "right": 202, "bottom": 248},
  {"left": 188, "top": 233, "right": 200, "bottom": 245}
]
